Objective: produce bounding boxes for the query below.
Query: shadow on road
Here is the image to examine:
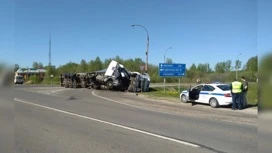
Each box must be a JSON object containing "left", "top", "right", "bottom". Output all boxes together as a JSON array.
[{"left": 190, "top": 101, "right": 258, "bottom": 110}]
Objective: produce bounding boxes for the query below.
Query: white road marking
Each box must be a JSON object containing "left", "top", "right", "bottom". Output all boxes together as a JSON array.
[
  {"left": 92, "top": 90, "right": 176, "bottom": 115},
  {"left": 14, "top": 98, "right": 200, "bottom": 148},
  {"left": 21, "top": 87, "right": 67, "bottom": 95},
  {"left": 47, "top": 89, "right": 67, "bottom": 95}
]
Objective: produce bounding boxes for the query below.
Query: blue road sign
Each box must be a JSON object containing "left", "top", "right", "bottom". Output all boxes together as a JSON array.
[{"left": 159, "top": 63, "right": 186, "bottom": 77}]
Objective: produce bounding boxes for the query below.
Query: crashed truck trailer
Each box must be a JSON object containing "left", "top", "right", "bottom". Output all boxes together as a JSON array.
[
  {"left": 60, "top": 60, "right": 150, "bottom": 92},
  {"left": 60, "top": 73, "right": 89, "bottom": 88}
]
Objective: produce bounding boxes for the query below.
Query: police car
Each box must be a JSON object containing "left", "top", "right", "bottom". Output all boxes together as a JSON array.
[{"left": 180, "top": 83, "right": 232, "bottom": 108}]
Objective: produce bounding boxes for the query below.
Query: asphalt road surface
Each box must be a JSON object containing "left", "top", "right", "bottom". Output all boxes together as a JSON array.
[
  {"left": 3, "top": 85, "right": 257, "bottom": 153},
  {"left": 0, "top": 88, "right": 14, "bottom": 153}
]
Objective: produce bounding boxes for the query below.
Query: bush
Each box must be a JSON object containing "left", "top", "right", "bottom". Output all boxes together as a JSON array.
[
  {"left": 28, "top": 75, "right": 42, "bottom": 84},
  {"left": 42, "top": 76, "right": 60, "bottom": 85},
  {"left": 247, "top": 82, "right": 258, "bottom": 105}
]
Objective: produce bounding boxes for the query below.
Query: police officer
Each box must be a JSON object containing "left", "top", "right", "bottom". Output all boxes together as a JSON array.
[
  {"left": 241, "top": 76, "right": 248, "bottom": 109},
  {"left": 230, "top": 79, "right": 243, "bottom": 110}
]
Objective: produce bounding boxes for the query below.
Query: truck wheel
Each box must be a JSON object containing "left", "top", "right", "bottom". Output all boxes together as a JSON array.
[
  {"left": 93, "top": 84, "right": 100, "bottom": 90},
  {"left": 73, "top": 81, "right": 77, "bottom": 88},
  {"left": 106, "top": 80, "right": 113, "bottom": 90}
]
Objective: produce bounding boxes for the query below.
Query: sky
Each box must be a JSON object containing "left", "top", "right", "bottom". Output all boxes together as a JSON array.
[{"left": 0, "top": 0, "right": 270, "bottom": 70}]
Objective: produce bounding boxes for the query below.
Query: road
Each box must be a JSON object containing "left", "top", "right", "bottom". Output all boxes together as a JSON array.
[
  {"left": 0, "top": 88, "right": 14, "bottom": 153},
  {"left": 9, "top": 86, "right": 258, "bottom": 153}
]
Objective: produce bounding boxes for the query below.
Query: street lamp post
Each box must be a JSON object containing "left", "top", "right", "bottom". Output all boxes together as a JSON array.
[
  {"left": 131, "top": 24, "right": 149, "bottom": 73},
  {"left": 235, "top": 53, "right": 242, "bottom": 80},
  {"left": 163, "top": 47, "right": 172, "bottom": 92},
  {"left": 164, "top": 47, "right": 172, "bottom": 63}
]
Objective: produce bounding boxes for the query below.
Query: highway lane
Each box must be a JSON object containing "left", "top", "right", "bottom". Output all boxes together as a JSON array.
[
  {"left": 15, "top": 100, "right": 212, "bottom": 153},
  {"left": 14, "top": 89, "right": 211, "bottom": 153},
  {"left": 14, "top": 86, "right": 257, "bottom": 153},
  {"left": 0, "top": 88, "right": 14, "bottom": 153}
]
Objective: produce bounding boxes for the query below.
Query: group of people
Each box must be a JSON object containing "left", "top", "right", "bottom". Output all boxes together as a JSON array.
[{"left": 230, "top": 76, "right": 248, "bottom": 110}]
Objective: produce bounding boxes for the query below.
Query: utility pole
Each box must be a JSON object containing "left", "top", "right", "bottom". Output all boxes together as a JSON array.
[
  {"left": 131, "top": 24, "right": 149, "bottom": 73},
  {"left": 235, "top": 53, "right": 242, "bottom": 80},
  {"left": 49, "top": 29, "right": 51, "bottom": 67},
  {"left": 163, "top": 47, "right": 172, "bottom": 92}
]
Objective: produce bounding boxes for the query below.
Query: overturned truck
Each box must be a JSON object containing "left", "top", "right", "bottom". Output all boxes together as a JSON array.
[
  {"left": 60, "top": 60, "right": 150, "bottom": 92},
  {"left": 60, "top": 73, "right": 89, "bottom": 88}
]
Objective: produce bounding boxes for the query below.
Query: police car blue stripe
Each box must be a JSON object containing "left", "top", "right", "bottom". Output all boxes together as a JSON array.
[
  {"left": 199, "top": 92, "right": 225, "bottom": 96},
  {"left": 211, "top": 93, "right": 225, "bottom": 96},
  {"left": 182, "top": 91, "right": 225, "bottom": 96}
]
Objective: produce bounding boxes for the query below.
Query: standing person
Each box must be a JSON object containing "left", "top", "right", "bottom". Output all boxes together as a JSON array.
[
  {"left": 197, "top": 78, "right": 200, "bottom": 84},
  {"left": 241, "top": 76, "right": 248, "bottom": 108},
  {"left": 230, "top": 79, "right": 243, "bottom": 110}
]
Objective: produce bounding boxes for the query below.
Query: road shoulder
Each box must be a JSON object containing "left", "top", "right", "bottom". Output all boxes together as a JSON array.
[{"left": 93, "top": 90, "right": 258, "bottom": 126}]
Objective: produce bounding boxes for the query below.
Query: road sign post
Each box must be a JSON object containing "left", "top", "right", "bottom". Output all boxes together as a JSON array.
[
  {"left": 164, "top": 77, "right": 166, "bottom": 92},
  {"left": 159, "top": 63, "right": 186, "bottom": 77},
  {"left": 159, "top": 63, "right": 186, "bottom": 92},
  {"left": 179, "top": 78, "right": 180, "bottom": 92}
]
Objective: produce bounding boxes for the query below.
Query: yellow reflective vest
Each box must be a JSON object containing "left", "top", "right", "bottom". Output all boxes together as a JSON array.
[{"left": 231, "top": 81, "right": 242, "bottom": 93}]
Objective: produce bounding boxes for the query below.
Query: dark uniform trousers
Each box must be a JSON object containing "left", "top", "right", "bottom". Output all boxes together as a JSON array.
[{"left": 232, "top": 93, "right": 242, "bottom": 110}]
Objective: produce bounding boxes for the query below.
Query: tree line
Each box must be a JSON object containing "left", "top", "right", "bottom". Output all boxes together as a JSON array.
[{"left": 14, "top": 55, "right": 258, "bottom": 83}]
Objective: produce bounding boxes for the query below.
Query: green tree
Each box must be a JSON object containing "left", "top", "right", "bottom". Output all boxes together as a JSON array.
[
  {"left": 89, "top": 57, "right": 103, "bottom": 72},
  {"left": 32, "top": 62, "right": 44, "bottom": 69},
  {"left": 113, "top": 56, "right": 123, "bottom": 64},
  {"left": 165, "top": 58, "right": 173, "bottom": 64},
  {"left": 104, "top": 58, "right": 113, "bottom": 68},
  {"left": 190, "top": 63, "right": 197, "bottom": 72},
  {"left": 215, "top": 62, "right": 225, "bottom": 73},
  {"left": 45, "top": 65, "right": 57, "bottom": 76},
  {"left": 225, "top": 60, "right": 232, "bottom": 72},
  {"left": 94, "top": 57, "right": 103, "bottom": 70},
  {"left": 58, "top": 62, "right": 78, "bottom": 73},
  {"left": 38, "top": 62, "right": 44, "bottom": 69},
  {"left": 246, "top": 56, "right": 258, "bottom": 72},
  {"left": 33, "top": 62, "right": 39, "bottom": 69},
  {"left": 186, "top": 64, "right": 197, "bottom": 80},
  {"left": 197, "top": 63, "right": 212, "bottom": 73},
  {"left": 214, "top": 60, "right": 232, "bottom": 73},
  {"left": 79, "top": 59, "right": 88, "bottom": 72},
  {"left": 234, "top": 60, "right": 242, "bottom": 71},
  {"left": 29, "top": 75, "right": 42, "bottom": 84}
]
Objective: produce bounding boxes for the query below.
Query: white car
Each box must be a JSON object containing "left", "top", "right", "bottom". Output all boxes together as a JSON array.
[
  {"left": 14, "top": 75, "right": 24, "bottom": 84},
  {"left": 180, "top": 83, "right": 232, "bottom": 108}
]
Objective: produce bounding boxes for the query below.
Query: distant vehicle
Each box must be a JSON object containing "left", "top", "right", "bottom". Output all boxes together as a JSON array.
[
  {"left": 14, "top": 75, "right": 24, "bottom": 84},
  {"left": 180, "top": 83, "right": 232, "bottom": 108}
]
